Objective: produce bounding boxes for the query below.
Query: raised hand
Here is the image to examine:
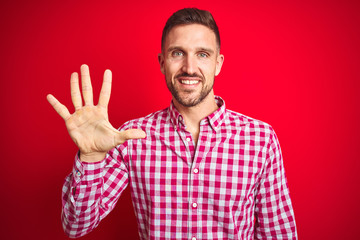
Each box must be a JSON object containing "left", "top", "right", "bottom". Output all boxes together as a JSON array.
[{"left": 47, "top": 64, "right": 146, "bottom": 162}]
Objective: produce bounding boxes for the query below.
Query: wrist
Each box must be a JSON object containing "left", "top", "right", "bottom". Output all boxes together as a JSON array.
[{"left": 80, "top": 151, "right": 106, "bottom": 163}]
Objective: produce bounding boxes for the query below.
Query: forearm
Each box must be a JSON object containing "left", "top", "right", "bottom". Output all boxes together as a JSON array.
[
  {"left": 61, "top": 159, "right": 104, "bottom": 238},
  {"left": 61, "top": 151, "right": 129, "bottom": 238},
  {"left": 255, "top": 130, "right": 297, "bottom": 239}
]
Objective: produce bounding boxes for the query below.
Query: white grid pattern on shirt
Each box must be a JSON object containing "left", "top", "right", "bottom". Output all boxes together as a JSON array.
[{"left": 61, "top": 96, "right": 297, "bottom": 239}]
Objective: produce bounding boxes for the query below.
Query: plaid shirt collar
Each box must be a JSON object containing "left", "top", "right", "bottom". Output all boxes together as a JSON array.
[{"left": 168, "top": 95, "right": 227, "bottom": 132}]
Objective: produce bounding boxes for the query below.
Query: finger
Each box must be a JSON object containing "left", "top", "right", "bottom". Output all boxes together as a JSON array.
[
  {"left": 70, "top": 72, "right": 82, "bottom": 110},
  {"left": 98, "top": 69, "right": 112, "bottom": 108},
  {"left": 115, "top": 129, "right": 147, "bottom": 145},
  {"left": 80, "top": 64, "right": 93, "bottom": 106},
  {"left": 46, "top": 94, "right": 71, "bottom": 120}
]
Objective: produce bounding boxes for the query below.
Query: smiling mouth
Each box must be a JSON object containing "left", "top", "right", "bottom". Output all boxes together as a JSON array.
[
  {"left": 176, "top": 73, "right": 203, "bottom": 86},
  {"left": 180, "top": 80, "right": 200, "bottom": 85}
]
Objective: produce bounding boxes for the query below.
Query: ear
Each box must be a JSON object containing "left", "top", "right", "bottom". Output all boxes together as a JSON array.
[
  {"left": 158, "top": 53, "right": 165, "bottom": 74},
  {"left": 215, "top": 53, "right": 224, "bottom": 76}
]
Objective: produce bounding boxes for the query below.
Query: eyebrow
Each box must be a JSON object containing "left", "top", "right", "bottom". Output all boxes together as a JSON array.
[{"left": 167, "top": 46, "right": 215, "bottom": 54}]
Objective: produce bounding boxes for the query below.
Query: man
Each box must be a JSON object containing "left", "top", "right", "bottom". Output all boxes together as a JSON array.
[{"left": 47, "top": 8, "right": 297, "bottom": 239}]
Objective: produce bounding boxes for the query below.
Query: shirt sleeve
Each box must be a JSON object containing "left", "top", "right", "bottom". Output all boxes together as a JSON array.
[
  {"left": 61, "top": 147, "right": 129, "bottom": 238},
  {"left": 254, "top": 130, "right": 297, "bottom": 239}
]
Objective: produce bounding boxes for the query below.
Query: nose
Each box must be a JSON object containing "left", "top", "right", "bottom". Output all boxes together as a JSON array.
[{"left": 181, "top": 55, "right": 197, "bottom": 74}]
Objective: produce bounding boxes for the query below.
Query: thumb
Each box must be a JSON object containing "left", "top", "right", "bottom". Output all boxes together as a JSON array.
[{"left": 115, "top": 129, "right": 146, "bottom": 145}]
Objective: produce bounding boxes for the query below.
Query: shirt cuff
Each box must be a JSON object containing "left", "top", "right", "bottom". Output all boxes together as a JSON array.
[{"left": 72, "top": 152, "right": 106, "bottom": 185}]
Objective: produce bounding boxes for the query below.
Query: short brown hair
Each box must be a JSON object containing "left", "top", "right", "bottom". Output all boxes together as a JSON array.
[{"left": 161, "top": 8, "right": 220, "bottom": 51}]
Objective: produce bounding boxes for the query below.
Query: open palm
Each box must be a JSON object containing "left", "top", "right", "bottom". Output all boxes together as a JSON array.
[{"left": 47, "top": 64, "right": 146, "bottom": 162}]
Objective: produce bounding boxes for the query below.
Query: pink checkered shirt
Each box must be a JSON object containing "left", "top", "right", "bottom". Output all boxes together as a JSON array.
[{"left": 62, "top": 96, "right": 297, "bottom": 239}]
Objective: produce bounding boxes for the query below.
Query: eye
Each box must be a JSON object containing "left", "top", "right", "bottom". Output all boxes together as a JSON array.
[
  {"left": 198, "top": 52, "right": 209, "bottom": 58},
  {"left": 172, "top": 51, "right": 183, "bottom": 57}
]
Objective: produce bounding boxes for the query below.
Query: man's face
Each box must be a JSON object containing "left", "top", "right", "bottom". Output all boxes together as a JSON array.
[{"left": 159, "top": 24, "right": 224, "bottom": 107}]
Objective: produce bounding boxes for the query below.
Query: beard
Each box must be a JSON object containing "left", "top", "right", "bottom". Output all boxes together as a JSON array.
[{"left": 166, "top": 73, "right": 214, "bottom": 107}]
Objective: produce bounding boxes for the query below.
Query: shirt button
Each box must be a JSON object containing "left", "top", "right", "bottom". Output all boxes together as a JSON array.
[
  {"left": 192, "top": 237, "right": 197, "bottom": 240},
  {"left": 193, "top": 168, "right": 199, "bottom": 174},
  {"left": 192, "top": 202, "right": 197, "bottom": 208},
  {"left": 186, "top": 137, "right": 191, "bottom": 142}
]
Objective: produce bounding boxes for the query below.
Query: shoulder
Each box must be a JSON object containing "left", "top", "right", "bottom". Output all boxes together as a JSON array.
[
  {"left": 118, "top": 107, "right": 170, "bottom": 132},
  {"left": 224, "top": 110, "right": 282, "bottom": 157},
  {"left": 116, "top": 108, "right": 170, "bottom": 153},
  {"left": 225, "top": 109, "right": 276, "bottom": 137}
]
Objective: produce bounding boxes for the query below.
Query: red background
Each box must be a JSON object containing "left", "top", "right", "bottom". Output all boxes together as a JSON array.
[{"left": 1, "top": 0, "right": 359, "bottom": 239}]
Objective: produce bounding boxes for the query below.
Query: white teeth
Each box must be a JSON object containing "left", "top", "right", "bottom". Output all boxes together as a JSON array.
[{"left": 181, "top": 80, "right": 199, "bottom": 85}]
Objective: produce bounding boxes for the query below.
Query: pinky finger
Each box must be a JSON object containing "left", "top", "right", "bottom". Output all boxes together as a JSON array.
[{"left": 47, "top": 94, "right": 71, "bottom": 120}]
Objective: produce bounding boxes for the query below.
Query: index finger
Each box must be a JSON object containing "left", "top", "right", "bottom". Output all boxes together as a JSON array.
[{"left": 98, "top": 69, "right": 112, "bottom": 108}]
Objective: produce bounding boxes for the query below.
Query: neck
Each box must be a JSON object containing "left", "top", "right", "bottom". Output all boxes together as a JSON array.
[{"left": 173, "top": 92, "right": 218, "bottom": 144}]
